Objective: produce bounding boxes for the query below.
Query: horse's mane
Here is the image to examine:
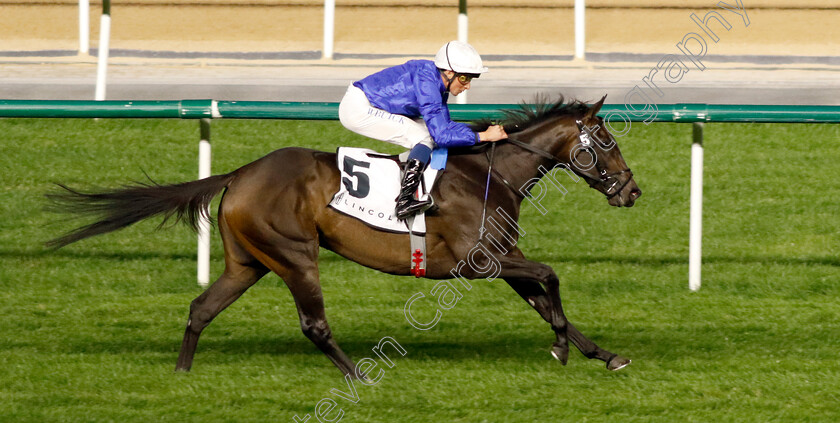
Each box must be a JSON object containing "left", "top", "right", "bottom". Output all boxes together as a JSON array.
[{"left": 470, "top": 94, "right": 591, "bottom": 135}]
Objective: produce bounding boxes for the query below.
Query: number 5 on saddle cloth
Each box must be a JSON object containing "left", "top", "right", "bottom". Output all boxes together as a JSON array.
[{"left": 328, "top": 147, "right": 449, "bottom": 276}]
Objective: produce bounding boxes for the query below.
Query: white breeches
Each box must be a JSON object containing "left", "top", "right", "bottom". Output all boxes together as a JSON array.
[{"left": 338, "top": 85, "right": 435, "bottom": 150}]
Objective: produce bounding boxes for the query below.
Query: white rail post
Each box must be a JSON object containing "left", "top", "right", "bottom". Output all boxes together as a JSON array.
[
  {"left": 574, "top": 0, "right": 585, "bottom": 60},
  {"left": 94, "top": 0, "right": 111, "bottom": 100},
  {"left": 457, "top": 0, "right": 468, "bottom": 44},
  {"left": 456, "top": 0, "right": 469, "bottom": 105},
  {"left": 323, "top": 0, "right": 335, "bottom": 60},
  {"left": 79, "top": 0, "right": 90, "bottom": 55},
  {"left": 197, "top": 118, "right": 212, "bottom": 287},
  {"left": 689, "top": 122, "right": 704, "bottom": 291}
]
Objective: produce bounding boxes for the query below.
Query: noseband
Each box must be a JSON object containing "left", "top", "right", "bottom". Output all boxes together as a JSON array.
[{"left": 499, "top": 120, "right": 633, "bottom": 200}]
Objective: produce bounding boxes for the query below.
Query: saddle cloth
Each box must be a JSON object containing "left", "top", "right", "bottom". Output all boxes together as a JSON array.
[{"left": 328, "top": 147, "right": 447, "bottom": 234}]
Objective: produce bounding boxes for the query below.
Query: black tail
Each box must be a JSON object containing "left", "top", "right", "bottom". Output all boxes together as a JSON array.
[{"left": 46, "top": 173, "right": 236, "bottom": 248}]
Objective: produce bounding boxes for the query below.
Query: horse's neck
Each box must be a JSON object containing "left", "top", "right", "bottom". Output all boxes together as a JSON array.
[
  {"left": 495, "top": 123, "right": 574, "bottom": 193},
  {"left": 520, "top": 116, "right": 577, "bottom": 158}
]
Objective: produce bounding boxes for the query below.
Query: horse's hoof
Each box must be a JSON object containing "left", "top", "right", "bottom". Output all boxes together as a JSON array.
[
  {"left": 606, "top": 355, "right": 631, "bottom": 371},
  {"left": 550, "top": 343, "right": 569, "bottom": 365}
]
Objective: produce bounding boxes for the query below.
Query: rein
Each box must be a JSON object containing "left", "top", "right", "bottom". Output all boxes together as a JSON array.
[
  {"left": 478, "top": 142, "right": 496, "bottom": 240},
  {"left": 484, "top": 142, "right": 527, "bottom": 199}
]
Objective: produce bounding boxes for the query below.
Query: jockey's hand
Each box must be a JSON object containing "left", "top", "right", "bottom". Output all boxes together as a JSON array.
[{"left": 479, "top": 125, "right": 508, "bottom": 142}]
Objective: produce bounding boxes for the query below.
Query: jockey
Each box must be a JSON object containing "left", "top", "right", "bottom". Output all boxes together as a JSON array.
[{"left": 339, "top": 40, "right": 508, "bottom": 220}]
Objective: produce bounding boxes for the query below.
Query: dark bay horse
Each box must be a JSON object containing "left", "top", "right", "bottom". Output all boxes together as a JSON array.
[{"left": 48, "top": 95, "right": 641, "bottom": 376}]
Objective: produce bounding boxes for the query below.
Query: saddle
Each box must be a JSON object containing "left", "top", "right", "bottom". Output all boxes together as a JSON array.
[{"left": 328, "top": 147, "right": 448, "bottom": 276}]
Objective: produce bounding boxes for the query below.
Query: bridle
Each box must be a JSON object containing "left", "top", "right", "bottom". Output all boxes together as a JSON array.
[
  {"left": 571, "top": 119, "right": 634, "bottom": 200},
  {"left": 485, "top": 120, "right": 633, "bottom": 200}
]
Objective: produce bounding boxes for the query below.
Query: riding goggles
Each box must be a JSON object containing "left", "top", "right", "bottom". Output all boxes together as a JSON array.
[{"left": 456, "top": 73, "right": 479, "bottom": 85}]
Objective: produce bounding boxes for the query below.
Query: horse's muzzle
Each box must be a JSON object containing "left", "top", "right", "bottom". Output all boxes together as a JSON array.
[{"left": 608, "top": 179, "right": 641, "bottom": 207}]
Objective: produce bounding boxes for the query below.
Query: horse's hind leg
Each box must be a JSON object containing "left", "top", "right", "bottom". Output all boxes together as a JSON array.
[
  {"left": 176, "top": 259, "right": 268, "bottom": 371},
  {"left": 504, "top": 277, "right": 631, "bottom": 371},
  {"left": 284, "top": 269, "right": 358, "bottom": 377},
  {"left": 247, "top": 232, "right": 358, "bottom": 377}
]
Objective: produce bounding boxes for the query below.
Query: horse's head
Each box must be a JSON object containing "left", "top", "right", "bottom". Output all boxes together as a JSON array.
[
  {"left": 486, "top": 95, "right": 641, "bottom": 207},
  {"left": 554, "top": 96, "right": 641, "bottom": 207}
]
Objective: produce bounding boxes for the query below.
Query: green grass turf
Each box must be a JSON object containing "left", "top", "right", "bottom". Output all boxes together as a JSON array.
[{"left": 0, "top": 118, "right": 838, "bottom": 422}]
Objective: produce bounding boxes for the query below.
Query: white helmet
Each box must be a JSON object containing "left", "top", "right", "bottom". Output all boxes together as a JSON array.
[{"left": 434, "top": 41, "right": 488, "bottom": 75}]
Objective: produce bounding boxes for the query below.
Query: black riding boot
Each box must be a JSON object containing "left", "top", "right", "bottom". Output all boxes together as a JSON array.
[{"left": 395, "top": 159, "right": 432, "bottom": 220}]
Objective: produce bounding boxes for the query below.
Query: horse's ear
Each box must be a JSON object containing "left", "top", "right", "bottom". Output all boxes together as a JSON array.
[{"left": 587, "top": 95, "right": 607, "bottom": 119}]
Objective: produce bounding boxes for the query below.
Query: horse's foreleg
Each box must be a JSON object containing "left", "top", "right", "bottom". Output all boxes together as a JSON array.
[
  {"left": 175, "top": 262, "right": 268, "bottom": 371},
  {"left": 504, "top": 277, "right": 631, "bottom": 371},
  {"left": 492, "top": 258, "right": 570, "bottom": 364}
]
